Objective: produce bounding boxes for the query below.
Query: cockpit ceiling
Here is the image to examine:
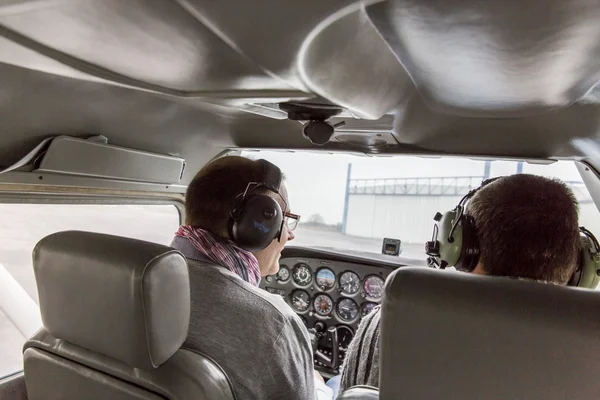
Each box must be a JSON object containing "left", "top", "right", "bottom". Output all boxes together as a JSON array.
[{"left": 1, "top": 0, "right": 600, "bottom": 176}]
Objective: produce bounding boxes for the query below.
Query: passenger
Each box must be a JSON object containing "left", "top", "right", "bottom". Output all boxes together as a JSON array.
[
  {"left": 334, "top": 174, "right": 581, "bottom": 396},
  {"left": 170, "top": 156, "right": 331, "bottom": 400}
]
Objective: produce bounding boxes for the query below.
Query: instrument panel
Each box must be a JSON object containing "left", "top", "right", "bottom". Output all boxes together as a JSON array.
[{"left": 260, "top": 254, "right": 398, "bottom": 375}]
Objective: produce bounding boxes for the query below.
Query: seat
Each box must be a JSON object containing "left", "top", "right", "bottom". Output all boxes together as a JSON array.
[
  {"left": 336, "top": 385, "right": 380, "bottom": 399},
  {"left": 379, "top": 267, "right": 600, "bottom": 400},
  {"left": 23, "top": 230, "right": 235, "bottom": 400}
]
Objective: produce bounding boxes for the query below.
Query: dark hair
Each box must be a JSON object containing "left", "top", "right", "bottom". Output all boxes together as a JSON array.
[
  {"left": 466, "top": 174, "right": 580, "bottom": 284},
  {"left": 185, "top": 156, "right": 284, "bottom": 236}
]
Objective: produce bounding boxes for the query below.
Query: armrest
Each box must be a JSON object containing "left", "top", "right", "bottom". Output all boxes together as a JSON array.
[{"left": 337, "top": 385, "right": 379, "bottom": 399}]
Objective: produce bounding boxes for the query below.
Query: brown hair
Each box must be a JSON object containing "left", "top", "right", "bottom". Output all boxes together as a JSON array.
[
  {"left": 185, "top": 156, "right": 282, "bottom": 236},
  {"left": 466, "top": 174, "right": 580, "bottom": 284}
]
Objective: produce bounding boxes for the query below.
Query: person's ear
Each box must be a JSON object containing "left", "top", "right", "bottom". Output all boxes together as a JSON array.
[{"left": 471, "top": 262, "right": 487, "bottom": 275}]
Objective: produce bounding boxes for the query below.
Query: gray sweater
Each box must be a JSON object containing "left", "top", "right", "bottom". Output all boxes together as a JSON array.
[
  {"left": 183, "top": 258, "right": 314, "bottom": 400},
  {"left": 339, "top": 306, "right": 381, "bottom": 393}
]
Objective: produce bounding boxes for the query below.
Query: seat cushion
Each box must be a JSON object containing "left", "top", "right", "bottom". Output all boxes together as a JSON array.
[{"left": 24, "top": 329, "right": 235, "bottom": 400}]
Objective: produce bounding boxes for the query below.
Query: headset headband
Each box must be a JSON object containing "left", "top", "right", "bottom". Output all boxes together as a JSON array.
[
  {"left": 459, "top": 177, "right": 502, "bottom": 207},
  {"left": 233, "top": 159, "right": 284, "bottom": 216},
  {"left": 258, "top": 159, "right": 282, "bottom": 194},
  {"left": 448, "top": 177, "right": 502, "bottom": 243},
  {"left": 581, "top": 227, "right": 600, "bottom": 252}
]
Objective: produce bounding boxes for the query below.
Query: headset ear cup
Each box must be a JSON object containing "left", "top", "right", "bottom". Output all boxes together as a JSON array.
[
  {"left": 436, "top": 211, "right": 462, "bottom": 268},
  {"left": 572, "top": 233, "right": 600, "bottom": 289},
  {"left": 458, "top": 215, "right": 480, "bottom": 272},
  {"left": 230, "top": 194, "right": 283, "bottom": 252}
]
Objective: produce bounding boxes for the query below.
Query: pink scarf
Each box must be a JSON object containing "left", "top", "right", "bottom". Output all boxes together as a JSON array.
[{"left": 175, "top": 226, "right": 261, "bottom": 287}]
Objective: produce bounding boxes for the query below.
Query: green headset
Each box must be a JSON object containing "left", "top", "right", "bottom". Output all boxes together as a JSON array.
[{"left": 425, "top": 177, "right": 600, "bottom": 289}]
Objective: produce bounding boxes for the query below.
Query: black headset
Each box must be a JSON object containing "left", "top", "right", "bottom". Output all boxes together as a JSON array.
[
  {"left": 228, "top": 159, "right": 286, "bottom": 252},
  {"left": 425, "top": 177, "right": 600, "bottom": 289}
]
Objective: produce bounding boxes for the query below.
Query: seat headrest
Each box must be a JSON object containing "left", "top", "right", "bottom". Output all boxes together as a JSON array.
[
  {"left": 33, "top": 231, "right": 190, "bottom": 370},
  {"left": 380, "top": 267, "right": 600, "bottom": 400}
]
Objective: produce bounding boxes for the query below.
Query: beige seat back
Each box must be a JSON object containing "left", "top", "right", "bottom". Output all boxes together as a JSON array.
[
  {"left": 23, "top": 231, "right": 235, "bottom": 400},
  {"left": 380, "top": 267, "right": 600, "bottom": 400}
]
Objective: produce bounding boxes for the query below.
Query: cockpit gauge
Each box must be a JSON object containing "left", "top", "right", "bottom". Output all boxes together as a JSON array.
[
  {"left": 313, "top": 294, "right": 334, "bottom": 316},
  {"left": 363, "top": 275, "right": 385, "bottom": 300},
  {"left": 277, "top": 265, "right": 290, "bottom": 282},
  {"left": 360, "top": 302, "right": 378, "bottom": 318},
  {"left": 337, "top": 298, "right": 359, "bottom": 322},
  {"left": 339, "top": 271, "right": 360, "bottom": 295},
  {"left": 315, "top": 268, "right": 336, "bottom": 291},
  {"left": 292, "top": 263, "right": 312, "bottom": 286},
  {"left": 291, "top": 290, "right": 310, "bottom": 313}
]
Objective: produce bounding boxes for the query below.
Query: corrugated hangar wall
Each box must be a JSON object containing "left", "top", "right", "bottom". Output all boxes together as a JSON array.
[
  {"left": 345, "top": 191, "right": 600, "bottom": 245},
  {"left": 345, "top": 194, "right": 463, "bottom": 244}
]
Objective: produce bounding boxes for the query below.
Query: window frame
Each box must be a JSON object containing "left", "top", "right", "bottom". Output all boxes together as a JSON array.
[
  {"left": 0, "top": 190, "right": 184, "bottom": 378},
  {"left": 0, "top": 194, "right": 184, "bottom": 224}
]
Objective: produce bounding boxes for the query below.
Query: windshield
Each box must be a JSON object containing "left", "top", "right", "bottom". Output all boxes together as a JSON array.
[{"left": 242, "top": 151, "right": 600, "bottom": 260}]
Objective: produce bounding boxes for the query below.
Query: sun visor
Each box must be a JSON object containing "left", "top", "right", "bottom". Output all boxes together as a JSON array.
[{"left": 32, "top": 136, "right": 185, "bottom": 184}]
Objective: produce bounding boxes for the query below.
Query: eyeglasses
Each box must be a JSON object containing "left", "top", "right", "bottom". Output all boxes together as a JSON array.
[{"left": 284, "top": 211, "right": 300, "bottom": 231}]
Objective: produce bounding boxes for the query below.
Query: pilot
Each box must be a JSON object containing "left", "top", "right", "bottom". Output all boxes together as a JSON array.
[
  {"left": 170, "top": 156, "right": 332, "bottom": 400},
  {"left": 333, "top": 174, "right": 582, "bottom": 396}
]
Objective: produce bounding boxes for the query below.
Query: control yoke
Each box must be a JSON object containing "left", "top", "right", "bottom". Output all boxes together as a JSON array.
[{"left": 314, "top": 326, "right": 339, "bottom": 370}]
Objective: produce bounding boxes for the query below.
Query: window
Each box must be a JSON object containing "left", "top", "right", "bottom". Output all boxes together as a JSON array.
[
  {"left": 0, "top": 203, "right": 180, "bottom": 378},
  {"left": 243, "top": 151, "right": 600, "bottom": 259}
]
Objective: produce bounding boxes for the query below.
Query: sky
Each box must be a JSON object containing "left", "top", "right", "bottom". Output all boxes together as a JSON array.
[{"left": 243, "top": 150, "right": 584, "bottom": 225}]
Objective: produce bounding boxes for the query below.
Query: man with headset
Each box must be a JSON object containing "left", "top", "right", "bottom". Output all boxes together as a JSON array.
[
  {"left": 170, "top": 156, "right": 332, "bottom": 400},
  {"left": 333, "top": 173, "right": 597, "bottom": 396}
]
